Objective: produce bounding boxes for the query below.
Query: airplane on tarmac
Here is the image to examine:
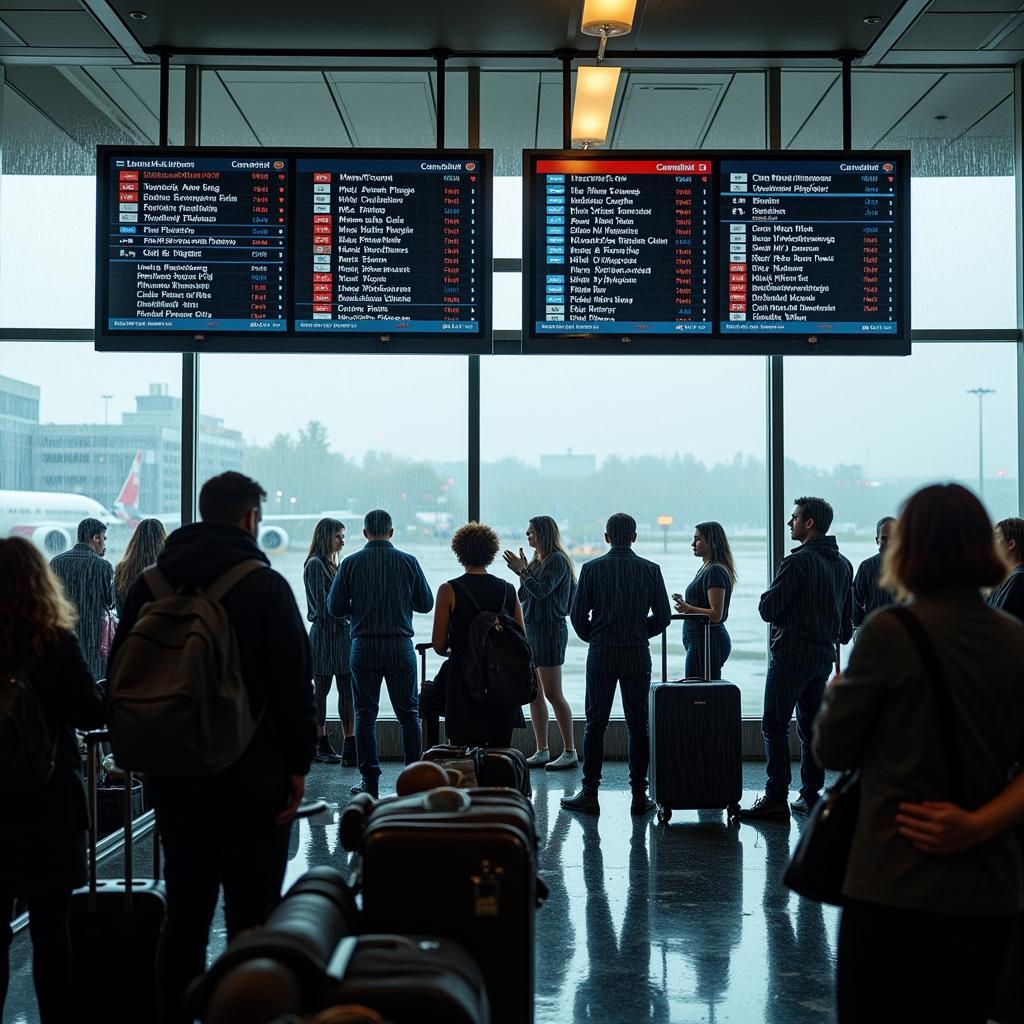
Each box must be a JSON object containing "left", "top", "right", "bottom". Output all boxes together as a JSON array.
[{"left": 1, "top": 451, "right": 357, "bottom": 556}]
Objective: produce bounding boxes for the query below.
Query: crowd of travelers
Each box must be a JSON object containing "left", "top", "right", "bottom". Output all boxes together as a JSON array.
[{"left": 2, "top": 469, "right": 1024, "bottom": 1024}]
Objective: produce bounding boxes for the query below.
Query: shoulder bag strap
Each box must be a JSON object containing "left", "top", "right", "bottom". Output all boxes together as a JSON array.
[
  {"left": 204, "top": 559, "right": 266, "bottom": 603},
  {"left": 887, "top": 605, "right": 967, "bottom": 806}
]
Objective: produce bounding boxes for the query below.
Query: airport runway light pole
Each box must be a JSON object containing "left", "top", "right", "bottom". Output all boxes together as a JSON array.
[
  {"left": 101, "top": 394, "right": 113, "bottom": 428},
  {"left": 657, "top": 515, "right": 673, "bottom": 554},
  {"left": 966, "top": 387, "right": 994, "bottom": 499}
]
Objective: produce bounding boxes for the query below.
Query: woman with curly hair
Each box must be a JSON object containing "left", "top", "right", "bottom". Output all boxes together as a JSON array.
[
  {"left": 0, "top": 537, "right": 104, "bottom": 1024},
  {"left": 432, "top": 522, "right": 528, "bottom": 747}
]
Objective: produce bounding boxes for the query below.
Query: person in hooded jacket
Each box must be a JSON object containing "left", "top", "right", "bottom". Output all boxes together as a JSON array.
[
  {"left": 108, "top": 472, "right": 316, "bottom": 1024},
  {"left": 739, "top": 496, "right": 854, "bottom": 822}
]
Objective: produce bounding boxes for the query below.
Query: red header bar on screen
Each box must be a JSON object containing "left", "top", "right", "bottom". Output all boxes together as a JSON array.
[{"left": 536, "top": 159, "right": 712, "bottom": 175}]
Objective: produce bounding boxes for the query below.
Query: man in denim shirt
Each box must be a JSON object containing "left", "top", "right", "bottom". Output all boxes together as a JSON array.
[
  {"left": 740, "top": 496, "right": 854, "bottom": 821},
  {"left": 563, "top": 513, "right": 672, "bottom": 816},
  {"left": 328, "top": 509, "right": 433, "bottom": 798}
]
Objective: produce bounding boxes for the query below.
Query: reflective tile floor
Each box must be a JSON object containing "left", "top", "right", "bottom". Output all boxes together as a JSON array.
[{"left": 6, "top": 761, "right": 839, "bottom": 1023}]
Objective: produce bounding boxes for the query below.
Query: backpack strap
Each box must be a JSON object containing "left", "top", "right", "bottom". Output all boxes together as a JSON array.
[
  {"left": 204, "top": 560, "right": 266, "bottom": 603},
  {"left": 502, "top": 581, "right": 515, "bottom": 616},
  {"left": 143, "top": 566, "right": 175, "bottom": 600},
  {"left": 450, "top": 577, "right": 485, "bottom": 616}
]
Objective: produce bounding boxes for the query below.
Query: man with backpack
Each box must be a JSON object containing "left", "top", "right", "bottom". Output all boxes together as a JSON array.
[
  {"left": 563, "top": 513, "right": 672, "bottom": 816},
  {"left": 107, "top": 472, "right": 316, "bottom": 1023},
  {"left": 328, "top": 509, "right": 433, "bottom": 800}
]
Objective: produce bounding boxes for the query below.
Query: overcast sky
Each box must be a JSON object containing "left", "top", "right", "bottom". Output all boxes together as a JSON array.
[{"left": 0, "top": 174, "right": 1018, "bottom": 480}]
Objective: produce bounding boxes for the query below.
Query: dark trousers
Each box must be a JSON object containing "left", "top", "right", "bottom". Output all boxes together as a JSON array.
[
  {"left": 582, "top": 646, "right": 652, "bottom": 793},
  {"left": 683, "top": 625, "right": 732, "bottom": 680},
  {"left": 837, "top": 899, "right": 1015, "bottom": 1023},
  {"left": 154, "top": 795, "right": 291, "bottom": 1024},
  {"left": 1, "top": 888, "right": 73, "bottom": 1024},
  {"left": 350, "top": 637, "right": 421, "bottom": 782},
  {"left": 761, "top": 656, "right": 832, "bottom": 802}
]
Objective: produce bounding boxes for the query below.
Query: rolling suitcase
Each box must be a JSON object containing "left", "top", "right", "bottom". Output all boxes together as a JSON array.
[
  {"left": 422, "top": 744, "right": 531, "bottom": 799},
  {"left": 192, "top": 867, "right": 488, "bottom": 1024},
  {"left": 357, "top": 814, "right": 539, "bottom": 1024},
  {"left": 649, "top": 614, "right": 743, "bottom": 825},
  {"left": 70, "top": 729, "right": 166, "bottom": 1023}
]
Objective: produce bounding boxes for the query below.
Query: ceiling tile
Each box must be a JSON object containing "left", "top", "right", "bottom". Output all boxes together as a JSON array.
[
  {"left": 993, "top": 17, "right": 1024, "bottom": 45},
  {"left": 0, "top": 16, "right": 26, "bottom": 44},
  {"left": 200, "top": 71, "right": 260, "bottom": 145},
  {"left": 611, "top": 75, "right": 722, "bottom": 148},
  {"left": 782, "top": 72, "right": 840, "bottom": 148},
  {"left": 895, "top": 11, "right": 1017, "bottom": 48},
  {"left": 0, "top": 9, "right": 114, "bottom": 46},
  {"left": 220, "top": 76, "right": 351, "bottom": 148},
  {"left": 327, "top": 74, "right": 434, "bottom": 148},
  {"left": 926, "top": 0, "right": 1022, "bottom": 11}
]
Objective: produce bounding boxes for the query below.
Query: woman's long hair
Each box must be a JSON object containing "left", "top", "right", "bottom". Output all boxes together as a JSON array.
[
  {"left": 0, "top": 537, "right": 77, "bottom": 659},
  {"left": 695, "top": 521, "right": 737, "bottom": 586},
  {"left": 528, "top": 515, "right": 576, "bottom": 582},
  {"left": 113, "top": 518, "right": 167, "bottom": 605},
  {"left": 306, "top": 518, "right": 344, "bottom": 577}
]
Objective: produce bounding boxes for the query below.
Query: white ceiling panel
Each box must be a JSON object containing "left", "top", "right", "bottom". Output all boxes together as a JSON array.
[
  {"left": 700, "top": 73, "right": 765, "bottom": 148},
  {"left": 895, "top": 11, "right": 1018, "bottom": 48},
  {"left": 200, "top": 71, "right": 260, "bottom": 145},
  {"left": 853, "top": 71, "right": 942, "bottom": 147},
  {"left": 781, "top": 72, "right": 838, "bottom": 148},
  {"left": 611, "top": 75, "right": 723, "bottom": 148},
  {"left": 326, "top": 73, "right": 434, "bottom": 148}
]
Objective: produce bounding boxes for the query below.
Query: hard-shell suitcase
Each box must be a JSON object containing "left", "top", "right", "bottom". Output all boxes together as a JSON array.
[
  {"left": 358, "top": 817, "right": 538, "bottom": 1024},
  {"left": 422, "top": 744, "right": 532, "bottom": 799},
  {"left": 649, "top": 614, "right": 743, "bottom": 825},
  {"left": 192, "top": 867, "right": 488, "bottom": 1024},
  {"left": 70, "top": 729, "right": 166, "bottom": 1023}
]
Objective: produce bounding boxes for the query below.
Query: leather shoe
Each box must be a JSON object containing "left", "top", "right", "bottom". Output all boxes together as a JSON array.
[
  {"left": 349, "top": 781, "right": 378, "bottom": 800},
  {"left": 737, "top": 794, "right": 790, "bottom": 822},
  {"left": 560, "top": 788, "right": 600, "bottom": 815},
  {"left": 790, "top": 795, "right": 818, "bottom": 816},
  {"left": 630, "top": 793, "right": 656, "bottom": 816}
]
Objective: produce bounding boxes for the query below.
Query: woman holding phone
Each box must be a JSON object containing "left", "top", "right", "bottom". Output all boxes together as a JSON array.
[{"left": 673, "top": 521, "right": 736, "bottom": 680}]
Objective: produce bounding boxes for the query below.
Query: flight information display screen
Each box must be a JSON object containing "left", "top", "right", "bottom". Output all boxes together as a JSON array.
[
  {"left": 294, "top": 157, "right": 483, "bottom": 334},
  {"left": 102, "top": 152, "right": 289, "bottom": 334},
  {"left": 531, "top": 157, "right": 713, "bottom": 335},
  {"left": 523, "top": 150, "right": 909, "bottom": 354},
  {"left": 720, "top": 157, "right": 901, "bottom": 335},
  {"left": 95, "top": 147, "right": 492, "bottom": 352}
]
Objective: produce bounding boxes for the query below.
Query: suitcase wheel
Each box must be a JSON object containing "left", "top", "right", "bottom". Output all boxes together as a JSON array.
[
  {"left": 727, "top": 803, "right": 741, "bottom": 819},
  {"left": 656, "top": 805, "right": 672, "bottom": 826}
]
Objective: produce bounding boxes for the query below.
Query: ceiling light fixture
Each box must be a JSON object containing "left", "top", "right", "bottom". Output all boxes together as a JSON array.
[
  {"left": 128, "top": 10, "right": 148, "bottom": 19},
  {"left": 581, "top": 0, "right": 638, "bottom": 61},
  {"left": 571, "top": 64, "right": 622, "bottom": 148}
]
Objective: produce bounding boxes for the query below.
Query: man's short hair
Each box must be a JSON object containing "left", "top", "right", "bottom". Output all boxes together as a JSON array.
[
  {"left": 795, "top": 496, "right": 834, "bottom": 534},
  {"left": 875, "top": 515, "right": 896, "bottom": 538},
  {"left": 606, "top": 513, "right": 637, "bottom": 547},
  {"left": 199, "top": 472, "right": 267, "bottom": 526},
  {"left": 364, "top": 509, "right": 393, "bottom": 536},
  {"left": 77, "top": 517, "right": 106, "bottom": 543}
]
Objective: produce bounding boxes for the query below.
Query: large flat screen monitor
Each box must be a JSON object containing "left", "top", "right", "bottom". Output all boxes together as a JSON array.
[
  {"left": 95, "top": 147, "right": 492, "bottom": 353},
  {"left": 523, "top": 150, "right": 910, "bottom": 355}
]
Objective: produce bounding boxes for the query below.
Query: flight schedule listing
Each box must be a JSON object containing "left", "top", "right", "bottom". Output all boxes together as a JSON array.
[
  {"left": 534, "top": 158, "right": 713, "bottom": 335},
  {"left": 719, "top": 158, "right": 901, "bottom": 335},
  {"left": 106, "top": 154, "right": 288, "bottom": 332},
  {"left": 294, "top": 158, "right": 482, "bottom": 334}
]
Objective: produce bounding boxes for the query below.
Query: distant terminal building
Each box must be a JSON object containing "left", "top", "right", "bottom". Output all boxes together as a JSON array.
[
  {"left": 0, "top": 374, "right": 39, "bottom": 491},
  {"left": 540, "top": 450, "right": 596, "bottom": 479}
]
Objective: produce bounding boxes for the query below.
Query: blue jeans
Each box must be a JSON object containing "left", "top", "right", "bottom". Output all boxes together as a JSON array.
[
  {"left": 761, "top": 656, "right": 832, "bottom": 802},
  {"left": 683, "top": 625, "right": 732, "bottom": 680},
  {"left": 350, "top": 637, "right": 421, "bottom": 782},
  {"left": 582, "top": 646, "right": 652, "bottom": 794}
]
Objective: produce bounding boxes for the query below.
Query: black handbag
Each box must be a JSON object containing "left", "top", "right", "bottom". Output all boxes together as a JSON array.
[{"left": 784, "top": 607, "right": 962, "bottom": 906}]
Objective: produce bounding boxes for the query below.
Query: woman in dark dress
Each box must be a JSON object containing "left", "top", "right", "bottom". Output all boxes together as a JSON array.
[
  {"left": 0, "top": 537, "right": 105, "bottom": 1024},
  {"left": 673, "top": 521, "right": 736, "bottom": 680},
  {"left": 303, "top": 518, "right": 355, "bottom": 766},
  {"left": 432, "top": 522, "right": 528, "bottom": 748},
  {"left": 989, "top": 517, "right": 1024, "bottom": 621},
  {"left": 112, "top": 517, "right": 167, "bottom": 617}
]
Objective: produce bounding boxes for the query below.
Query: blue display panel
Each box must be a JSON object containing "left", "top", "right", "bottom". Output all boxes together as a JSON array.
[
  {"left": 294, "top": 157, "right": 484, "bottom": 335},
  {"left": 103, "top": 153, "right": 289, "bottom": 334},
  {"left": 719, "top": 158, "right": 901, "bottom": 336}
]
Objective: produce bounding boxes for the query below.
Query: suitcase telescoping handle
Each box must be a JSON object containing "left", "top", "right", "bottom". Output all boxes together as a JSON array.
[
  {"left": 660, "top": 612, "right": 712, "bottom": 684},
  {"left": 83, "top": 728, "right": 160, "bottom": 911},
  {"left": 415, "top": 641, "right": 431, "bottom": 684}
]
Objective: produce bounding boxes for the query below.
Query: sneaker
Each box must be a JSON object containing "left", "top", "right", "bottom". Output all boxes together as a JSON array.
[
  {"left": 790, "top": 795, "right": 818, "bottom": 816},
  {"left": 525, "top": 748, "right": 551, "bottom": 767},
  {"left": 560, "top": 788, "right": 600, "bottom": 815},
  {"left": 314, "top": 736, "right": 342, "bottom": 765},
  {"left": 349, "top": 781, "right": 379, "bottom": 800},
  {"left": 340, "top": 736, "right": 357, "bottom": 767},
  {"left": 737, "top": 794, "right": 791, "bottom": 822},
  {"left": 630, "top": 792, "right": 656, "bottom": 816},
  {"left": 545, "top": 749, "right": 578, "bottom": 771}
]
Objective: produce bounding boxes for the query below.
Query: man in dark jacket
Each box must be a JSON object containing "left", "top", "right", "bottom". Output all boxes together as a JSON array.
[
  {"left": 740, "top": 496, "right": 853, "bottom": 821},
  {"left": 108, "top": 472, "right": 316, "bottom": 1023},
  {"left": 562, "top": 513, "right": 672, "bottom": 816},
  {"left": 853, "top": 515, "right": 896, "bottom": 628},
  {"left": 50, "top": 517, "right": 113, "bottom": 679}
]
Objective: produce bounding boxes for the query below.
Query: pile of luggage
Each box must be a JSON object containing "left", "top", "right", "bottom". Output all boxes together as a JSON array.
[{"left": 187, "top": 745, "right": 543, "bottom": 1024}]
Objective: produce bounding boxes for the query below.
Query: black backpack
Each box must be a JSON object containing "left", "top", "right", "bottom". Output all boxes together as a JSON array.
[
  {"left": 0, "top": 659, "right": 58, "bottom": 799},
  {"left": 452, "top": 579, "right": 536, "bottom": 707}
]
